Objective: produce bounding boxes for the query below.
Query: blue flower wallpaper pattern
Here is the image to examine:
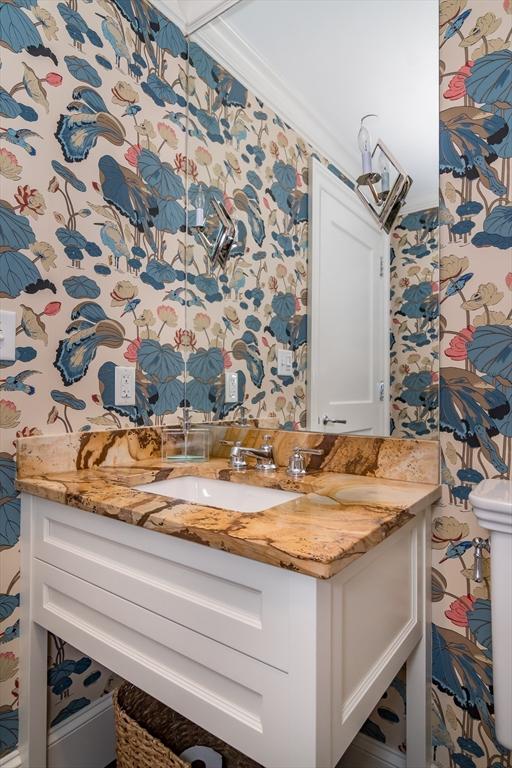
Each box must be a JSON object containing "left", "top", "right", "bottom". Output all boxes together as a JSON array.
[
  {"left": 435, "top": 1, "right": 512, "bottom": 766},
  {"left": 1, "top": 0, "right": 509, "bottom": 765},
  {"left": 0, "top": 0, "right": 354, "bottom": 752},
  {"left": 390, "top": 207, "right": 439, "bottom": 439}
]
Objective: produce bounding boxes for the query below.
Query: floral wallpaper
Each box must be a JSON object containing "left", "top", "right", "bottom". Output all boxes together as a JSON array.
[
  {"left": 434, "top": 1, "right": 511, "bottom": 766},
  {"left": 361, "top": 666, "right": 407, "bottom": 754},
  {"left": 5, "top": 0, "right": 509, "bottom": 765},
  {"left": 390, "top": 207, "right": 439, "bottom": 439},
  {"left": 0, "top": 0, "right": 192, "bottom": 751},
  {"left": 0, "top": 0, "right": 353, "bottom": 755}
]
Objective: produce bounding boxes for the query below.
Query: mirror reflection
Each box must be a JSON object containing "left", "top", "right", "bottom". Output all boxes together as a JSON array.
[{"left": 180, "top": 0, "right": 439, "bottom": 439}]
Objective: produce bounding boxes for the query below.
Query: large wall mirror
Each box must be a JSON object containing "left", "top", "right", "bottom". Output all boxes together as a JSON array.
[{"left": 176, "top": 0, "right": 439, "bottom": 439}]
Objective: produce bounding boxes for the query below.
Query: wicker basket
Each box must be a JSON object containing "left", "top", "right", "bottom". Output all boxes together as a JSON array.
[{"left": 113, "top": 683, "right": 263, "bottom": 768}]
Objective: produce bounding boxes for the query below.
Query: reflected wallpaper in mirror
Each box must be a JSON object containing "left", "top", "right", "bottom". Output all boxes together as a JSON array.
[
  {"left": 389, "top": 208, "right": 439, "bottom": 438},
  {"left": 182, "top": 9, "right": 439, "bottom": 438}
]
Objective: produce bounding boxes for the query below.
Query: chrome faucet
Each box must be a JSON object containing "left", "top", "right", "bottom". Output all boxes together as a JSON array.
[
  {"left": 234, "top": 405, "right": 249, "bottom": 426},
  {"left": 179, "top": 406, "right": 192, "bottom": 435},
  {"left": 221, "top": 434, "right": 276, "bottom": 472}
]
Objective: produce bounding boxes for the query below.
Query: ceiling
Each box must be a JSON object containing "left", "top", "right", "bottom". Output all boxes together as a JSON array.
[
  {"left": 150, "top": 0, "right": 240, "bottom": 35},
  {"left": 193, "top": 0, "right": 439, "bottom": 211}
]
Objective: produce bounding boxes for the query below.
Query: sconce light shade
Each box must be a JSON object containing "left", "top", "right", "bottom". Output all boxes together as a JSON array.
[
  {"left": 195, "top": 185, "right": 206, "bottom": 228},
  {"left": 357, "top": 114, "right": 378, "bottom": 175}
]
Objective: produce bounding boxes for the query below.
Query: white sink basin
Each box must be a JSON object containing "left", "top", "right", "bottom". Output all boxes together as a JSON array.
[{"left": 134, "top": 476, "right": 302, "bottom": 514}]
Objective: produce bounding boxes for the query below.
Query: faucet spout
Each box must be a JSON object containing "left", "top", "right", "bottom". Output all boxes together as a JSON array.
[{"left": 220, "top": 434, "right": 276, "bottom": 472}]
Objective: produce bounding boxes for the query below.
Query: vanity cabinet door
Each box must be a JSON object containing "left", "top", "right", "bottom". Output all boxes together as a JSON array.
[
  {"left": 31, "top": 496, "right": 295, "bottom": 670},
  {"left": 32, "top": 558, "right": 297, "bottom": 767}
]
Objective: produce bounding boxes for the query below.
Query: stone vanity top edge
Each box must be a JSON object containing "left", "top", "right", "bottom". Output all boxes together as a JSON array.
[{"left": 16, "top": 452, "right": 441, "bottom": 579}]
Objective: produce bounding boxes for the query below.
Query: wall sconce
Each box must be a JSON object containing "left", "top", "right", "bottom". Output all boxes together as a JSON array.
[
  {"left": 192, "top": 192, "right": 235, "bottom": 271},
  {"left": 356, "top": 115, "right": 413, "bottom": 233}
]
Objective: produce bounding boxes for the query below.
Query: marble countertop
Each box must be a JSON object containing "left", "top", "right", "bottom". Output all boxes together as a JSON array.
[{"left": 16, "top": 457, "right": 440, "bottom": 579}]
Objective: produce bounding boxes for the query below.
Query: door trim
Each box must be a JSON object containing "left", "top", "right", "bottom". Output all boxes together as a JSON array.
[
  {"left": 382, "top": 230, "right": 391, "bottom": 436},
  {"left": 307, "top": 158, "right": 389, "bottom": 434}
]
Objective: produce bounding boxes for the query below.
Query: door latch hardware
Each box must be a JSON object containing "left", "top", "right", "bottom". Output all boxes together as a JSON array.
[{"left": 322, "top": 416, "right": 347, "bottom": 426}]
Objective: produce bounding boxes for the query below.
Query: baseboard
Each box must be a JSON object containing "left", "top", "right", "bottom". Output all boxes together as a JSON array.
[
  {"left": 338, "top": 733, "right": 406, "bottom": 768},
  {"left": 0, "top": 693, "right": 115, "bottom": 768},
  {"left": 0, "top": 699, "right": 427, "bottom": 768},
  {"left": 0, "top": 751, "right": 20, "bottom": 768}
]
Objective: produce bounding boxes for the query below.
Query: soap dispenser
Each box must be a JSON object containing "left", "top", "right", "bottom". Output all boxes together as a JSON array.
[{"left": 161, "top": 408, "right": 210, "bottom": 463}]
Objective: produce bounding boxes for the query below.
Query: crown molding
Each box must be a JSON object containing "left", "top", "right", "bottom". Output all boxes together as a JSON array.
[
  {"left": 192, "top": 17, "right": 360, "bottom": 184},
  {"left": 150, "top": 0, "right": 241, "bottom": 35},
  {"left": 149, "top": 0, "right": 183, "bottom": 31}
]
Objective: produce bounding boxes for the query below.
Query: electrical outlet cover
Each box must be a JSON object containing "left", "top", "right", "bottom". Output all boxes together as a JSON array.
[
  {"left": 114, "top": 366, "right": 136, "bottom": 406},
  {"left": 277, "top": 349, "right": 293, "bottom": 376},
  {"left": 224, "top": 371, "right": 238, "bottom": 403},
  {"left": 0, "top": 310, "right": 16, "bottom": 361}
]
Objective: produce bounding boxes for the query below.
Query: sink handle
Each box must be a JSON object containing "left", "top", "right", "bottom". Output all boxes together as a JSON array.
[
  {"left": 220, "top": 440, "right": 247, "bottom": 471},
  {"left": 287, "top": 446, "right": 324, "bottom": 477},
  {"left": 472, "top": 537, "right": 490, "bottom": 583},
  {"left": 296, "top": 446, "right": 324, "bottom": 456}
]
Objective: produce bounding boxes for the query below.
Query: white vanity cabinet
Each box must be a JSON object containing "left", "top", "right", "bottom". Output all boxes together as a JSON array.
[{"left": 20, "top": 494, "right": 431, "bottom": 768}]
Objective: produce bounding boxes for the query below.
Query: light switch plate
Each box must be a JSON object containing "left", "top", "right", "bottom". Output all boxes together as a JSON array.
[
  {"left": 277, "top": 349, "right": 293, "bottom": 376},
  {"left": 224, "top": 371, "right": 238, "bottom": 403},
  {"left": 115, "top": 366, "right": 136, "bottom": 406},
  {"left": 0, "top": 310, "right": 16, "bottom": 361}
]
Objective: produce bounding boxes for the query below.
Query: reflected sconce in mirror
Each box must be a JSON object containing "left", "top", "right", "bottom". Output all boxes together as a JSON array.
[
  {"left": 356, "top": 115, "right": 413, "bottom": 233},
  {"left": 192, "top": 191, "right": 235, "bottom": 271}
]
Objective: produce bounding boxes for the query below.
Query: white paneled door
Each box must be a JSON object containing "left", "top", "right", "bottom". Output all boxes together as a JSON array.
[{"left": 308, "top": 159, "right": 388, "bottom": 435}]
